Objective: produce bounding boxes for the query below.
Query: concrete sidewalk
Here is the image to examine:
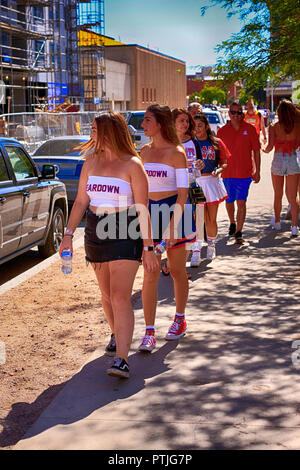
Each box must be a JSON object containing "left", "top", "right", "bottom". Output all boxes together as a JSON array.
[{"left": 14, "top": 156, "right": 300, "bottom": 450}]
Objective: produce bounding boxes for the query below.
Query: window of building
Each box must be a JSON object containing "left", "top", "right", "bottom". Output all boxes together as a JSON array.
[
  {"left": 150, "top": 88, "right": 152, "bottom": 102},
  {"left": 33, "top": 7, "right": 44, "bottom": 21},
  {"left": 154, "top": 88, "right": 156, "bottom": 101},
  {"left": 146, "top": 88, "right": 149, "bottom": 102},
  {"left": 142, "top": 88, "right": 145, "bottom": 103}
]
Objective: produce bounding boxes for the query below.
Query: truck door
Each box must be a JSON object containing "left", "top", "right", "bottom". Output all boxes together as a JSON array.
[
  {"left": 4, "top": 144, "right": 50, "bottom": 249},
  {"left": 0, "top": 149, "right": 23, "bottom": 260}
]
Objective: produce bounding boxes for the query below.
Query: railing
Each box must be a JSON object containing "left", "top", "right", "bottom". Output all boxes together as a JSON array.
[{"left": 0, "top": 110, "right": 108, "bottom": 153}]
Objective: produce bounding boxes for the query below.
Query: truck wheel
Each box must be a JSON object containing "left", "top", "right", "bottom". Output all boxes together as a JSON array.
[{"left": 38, "top": 207, "right": 65, "bottom": 258}]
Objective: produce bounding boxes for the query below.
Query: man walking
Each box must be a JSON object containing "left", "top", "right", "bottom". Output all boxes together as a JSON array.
[
  {"left": 244, "top": 99, "right": 267, "bottom": 144},
  {"left": 217, "top": 102, "right": 261, "bottom": 243}
]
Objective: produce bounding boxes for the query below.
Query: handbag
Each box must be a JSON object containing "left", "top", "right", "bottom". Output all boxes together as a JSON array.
[{"left": 188, "top": 181, "right": 206, "bottom": 204}]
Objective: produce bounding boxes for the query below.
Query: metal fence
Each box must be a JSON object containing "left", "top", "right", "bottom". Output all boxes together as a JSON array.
[{"left": 0, "top": 111, "right": 106, "bottom": 153}]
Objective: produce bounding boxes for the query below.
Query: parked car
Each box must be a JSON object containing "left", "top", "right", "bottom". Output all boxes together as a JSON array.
[
  {"left": 121, "top": 111, "right": 150, "bottom": 152},
  {"left": 202, "top": 108, "right": 226, "bottom": 135},
  {"left": 0, "top": 137, "right": 68, "bottom": 265},
  {"left": 32, "top": 136, "right": 89, "bottom": 205}
]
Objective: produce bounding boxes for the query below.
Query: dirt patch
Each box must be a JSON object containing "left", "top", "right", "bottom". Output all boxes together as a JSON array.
[{"left": 0, "top": 246, "right": 143, "bottom": 449}]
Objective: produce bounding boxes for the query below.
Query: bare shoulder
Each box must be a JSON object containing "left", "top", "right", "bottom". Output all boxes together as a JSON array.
[
  {"left": 127, "top": 155, "right": 146, "bottom": 176},
  {"left": 171, "top": 145, "right": 188, "bottom": 168},
  {"left": 140, "top": 143, "right": 152, "bottom": 162}
]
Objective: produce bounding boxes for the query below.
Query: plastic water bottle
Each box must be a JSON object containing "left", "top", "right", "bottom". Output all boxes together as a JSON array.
[
  {"left": 192, "top": 161, "right": 201, "bottom": 178},
  {"left": 61, "top": 249, "right": 72, "bottom": 274},
  {"left": 154, "top": 241, "right": 166, "bottom": 256}
]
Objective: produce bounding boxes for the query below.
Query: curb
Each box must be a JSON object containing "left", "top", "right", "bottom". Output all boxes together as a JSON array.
[{"left": 0, "top": 235, "right": 84, "bottom": 296}]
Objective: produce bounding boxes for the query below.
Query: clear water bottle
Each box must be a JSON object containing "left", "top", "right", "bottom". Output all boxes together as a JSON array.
[
  {"left": 154, "top": 241, "right": 166, "bottom": 256},
  {"left": 61, "top": 249, "right": 72, "bottom": 274},
  {"left": 192, "top": 161, "right": 201, "bottom": 178}
]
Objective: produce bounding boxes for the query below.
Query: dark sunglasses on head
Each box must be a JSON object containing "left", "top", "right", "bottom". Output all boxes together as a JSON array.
[{"left": 230, "top": 110, "right": 243, "bottom": 115}]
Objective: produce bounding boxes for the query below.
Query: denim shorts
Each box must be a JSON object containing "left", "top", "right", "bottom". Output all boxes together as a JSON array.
[
  {"left": 223, "top": 178, "right": 252, "bottom": 203},
  {"left": 271, "top": 152, "right": 300, "bottom": 176}
]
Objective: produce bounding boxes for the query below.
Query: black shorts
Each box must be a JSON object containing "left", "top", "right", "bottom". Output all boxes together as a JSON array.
[{"left": 84, "top": 208, "right": 143, "bottom": 263}]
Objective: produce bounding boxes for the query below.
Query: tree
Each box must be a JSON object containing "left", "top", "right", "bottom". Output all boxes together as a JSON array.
[
  {"left": 201, "top": 1, "right": 300, "bottom": 91},
  {"left": 189, "top": 92, "right": 202, "bottom": 103},
  {"left": 200, "top": 86, "right": 226, "bottom": 104}
]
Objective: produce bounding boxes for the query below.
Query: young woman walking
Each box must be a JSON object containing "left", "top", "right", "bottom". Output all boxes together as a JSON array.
[
  {"left": 138, "top": 104, "right": 196, "bottom": 353},
  {"left": 59, "top": 112, "right": 158, "bottom": 378},
  {"left": 263, "top": 99, "right": 300, "bottom": 236},
  {"left": 194, "top": 113, "right": 230, "bottom": 258}
]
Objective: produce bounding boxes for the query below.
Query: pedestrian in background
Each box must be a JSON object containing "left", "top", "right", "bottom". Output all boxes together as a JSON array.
[
  {"left": 244, "top": 99, "right": 267, "bottom": 144},
  {"left": 138, "top": 104, "right": 196, "bottom": 353},
  {"left": 217, "top": 102, "right": 261, "bottom": 244},
  {"left": 194, "top": 112, "right": 230, "bottom": 258},
  {"left": 172, "top": 107, "right": 204, "bottom": 268},
  {"left": 188, "top": 102, "right": 202, "bottom": 118},
  {"left": 263, "top": 99, "right": 300, "bottom": 237},
  {"left": 59, "top": 112, "right": 158, "bottom": 379}
]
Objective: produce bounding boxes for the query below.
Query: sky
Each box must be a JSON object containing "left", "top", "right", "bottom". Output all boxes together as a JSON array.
[{"left": 105, "top": 0, "right": 243, "bottom": 74}]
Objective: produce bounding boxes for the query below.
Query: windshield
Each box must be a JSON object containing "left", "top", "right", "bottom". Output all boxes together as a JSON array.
[
  {"left": 204, "top": 113, "right": 221, "bottom": 124},
  {"left": 128, "top": 113, "right": 145, "bottom": 131},
  {"left": 33, "top": 139, "right": 88, "bottom": 156}
]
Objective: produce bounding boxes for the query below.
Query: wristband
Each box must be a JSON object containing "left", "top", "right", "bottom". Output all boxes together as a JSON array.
[
  {"left": 65, "top": 229, "right": 73, "bottom": 235},
  {"left": 143, "top": 246, "right": 154, "bottom": 251}
]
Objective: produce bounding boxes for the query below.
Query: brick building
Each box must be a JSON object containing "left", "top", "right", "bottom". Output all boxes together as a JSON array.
[{"left": 105, "top": 44, "right": 187, "bottom": 110}]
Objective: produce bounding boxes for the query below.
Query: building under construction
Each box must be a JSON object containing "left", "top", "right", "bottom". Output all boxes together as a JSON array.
[{"left": 0, "top": 0, "right": 107, "bottom": 114}]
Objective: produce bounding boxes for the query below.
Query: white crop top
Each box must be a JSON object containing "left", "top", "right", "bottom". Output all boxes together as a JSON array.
[
  {"left": 86, "top": 176, "right": 134, "bottom": 207},
  {"left": 144, "top": 163, "right": 188, "bottom": 193}
]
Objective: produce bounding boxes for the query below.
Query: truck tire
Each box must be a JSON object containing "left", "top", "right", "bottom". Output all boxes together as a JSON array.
[{"left": 38, "top": 206, "right": 65, "bottom": 258}]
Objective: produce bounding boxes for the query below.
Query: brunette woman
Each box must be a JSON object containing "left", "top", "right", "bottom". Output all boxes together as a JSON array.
[
  {"left": 138, "top": 104, "right": 196, "bottom": 352},
  {"left": 172, "top": 107, "right": 205, "bottom": 267},
  {"left": 194, "top": 113, "right": 230, "bottom": 258},
  {"left": 263, "top": 100, "right": 300, "bottom": 236}
]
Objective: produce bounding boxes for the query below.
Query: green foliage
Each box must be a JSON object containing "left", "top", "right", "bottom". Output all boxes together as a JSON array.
[
  {"left": 200, "top": 86, "right": 226, "bottom": 104},
  {"left": 202, "top": 0, "right": 300, "bottom": 90},
  {"left": 189, "top": 92, "right": 202, "bottom": 103}
]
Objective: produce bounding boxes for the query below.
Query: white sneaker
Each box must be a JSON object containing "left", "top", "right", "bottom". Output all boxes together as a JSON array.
[
  {"left": 190, "top": 242, "right": 202, "bottom": 267},
  {"left": 271, "top": 217, "right": 281, "bottom": 230},
  {"left": 291, "top": 226, "right": 299, "bottom": 237},
  {"left": 207, "top": 246, "right": 216, "bottom": 259}
]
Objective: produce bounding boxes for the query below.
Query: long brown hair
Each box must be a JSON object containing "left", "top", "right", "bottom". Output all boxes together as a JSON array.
[
  {"left": 146, "top": 104, "right": 180, "bottom": 146},
  {"left": 277, "top": 99, "right": 300, "bottom": 134},
  {"left": 194, "top": 112, "right": 220, "bottom": 161},
  {"left": 78, "top": 111, "right": 139, "bottom": 159},
  {"left": 172, "top": 108, "right": 195, "bottom": 138}
]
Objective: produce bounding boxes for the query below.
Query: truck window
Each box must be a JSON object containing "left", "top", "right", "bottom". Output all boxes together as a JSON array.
[
  {"left": 0, "top": 153, "right": 11, "bottom": 182},
  {"left": 128, "top": 113, "right": 145, "bottom": 131},
  {"left": 33, "top": 139, "right": 88, "bottom": 156},
  {"left": 5, "top": 146, "right": 36, "bottom": 181}
]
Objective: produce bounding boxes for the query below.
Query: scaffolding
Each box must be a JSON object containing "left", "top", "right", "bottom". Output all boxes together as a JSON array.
[{"left": 0, "top": 0, "right": 107, "bottom": 115}]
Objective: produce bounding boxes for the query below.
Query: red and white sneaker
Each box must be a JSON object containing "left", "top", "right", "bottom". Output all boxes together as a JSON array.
[
  {"left": 138, "top": 334, "right": 157, "bottom": 352},
  {"left": 165, "top": 317, "right": 187, "bottom": 340}
]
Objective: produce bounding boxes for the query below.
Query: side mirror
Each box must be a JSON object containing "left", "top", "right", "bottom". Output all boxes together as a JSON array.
[
  {"left": 41, "top": 164, "right": 56, "bottom": 179},
  {"left": 128, "top": 124, "right": 137, "bottom": 136}
]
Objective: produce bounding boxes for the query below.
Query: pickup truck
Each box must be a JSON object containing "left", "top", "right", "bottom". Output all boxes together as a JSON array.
[{"left": 0, "top": 137, "right": 68, "bottom": 265}]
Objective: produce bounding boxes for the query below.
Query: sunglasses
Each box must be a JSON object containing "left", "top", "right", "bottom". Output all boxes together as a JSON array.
[{"left": 230, "top": 110, "right": 243, "bottom": 115}]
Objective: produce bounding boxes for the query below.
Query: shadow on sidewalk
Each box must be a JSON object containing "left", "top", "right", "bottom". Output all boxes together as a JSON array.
[{"left": 0, "top": 341, "right": 179, "bottom": 448}]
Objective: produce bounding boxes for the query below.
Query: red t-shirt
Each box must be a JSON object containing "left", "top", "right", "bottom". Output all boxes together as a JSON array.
[
  {"left": 217, "top": 121, "right": 260, "bottom": 178},
  {"left": 217, "top": 137, "right": 231, "bottom": 161}
]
